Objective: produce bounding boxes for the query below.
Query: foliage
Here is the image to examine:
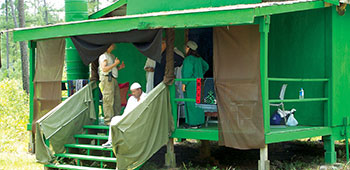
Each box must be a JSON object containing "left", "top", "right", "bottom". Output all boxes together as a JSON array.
[{"left": 0, "top": 79, "right": 29, "bottom": 153}]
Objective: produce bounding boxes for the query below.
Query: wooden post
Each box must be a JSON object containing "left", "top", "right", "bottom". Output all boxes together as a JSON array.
[
  {"left": 258, "top": 145, "right": 270, "bottom": 170},
  {"left": 165, "top": 138, "right": 176, "bottom": 168},
  {"left": 163, "top": 28, "right": 175, "bottom": 85}
]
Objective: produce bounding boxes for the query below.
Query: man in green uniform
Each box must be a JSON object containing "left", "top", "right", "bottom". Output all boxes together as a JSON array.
[{"left": 182, "top": 41, "right": 209, "bottom": 128}]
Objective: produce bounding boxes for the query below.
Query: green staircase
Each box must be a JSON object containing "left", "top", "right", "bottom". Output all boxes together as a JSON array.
[{"left": 45, "top": 125, "right": 117, "bottom": 170}]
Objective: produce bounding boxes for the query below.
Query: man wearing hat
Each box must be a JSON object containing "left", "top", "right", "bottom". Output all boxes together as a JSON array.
[
  {"left": 182, "top": 41, "right": 209, "bottom": 128},
  {"left": 102, "top": 82, "right": 147, "bottom": 148}
]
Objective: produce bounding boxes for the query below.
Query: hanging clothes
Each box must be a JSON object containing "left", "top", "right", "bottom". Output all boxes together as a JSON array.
[
  {"left": 144, "top": 58, "right": 156, "bottom": 93},
  {"left": 182, "top": 55, "right": 209, "bottom": 126}
]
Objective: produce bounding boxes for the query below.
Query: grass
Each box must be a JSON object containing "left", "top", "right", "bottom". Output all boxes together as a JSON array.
[{"left": 0, "top": 79, "right": 42, "bottom": 170}]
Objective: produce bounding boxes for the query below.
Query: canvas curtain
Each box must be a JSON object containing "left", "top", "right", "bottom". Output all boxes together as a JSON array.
[
  {"left": 111, "top": 83, "right": 174, "bottom": 170},
  {"left": 213, "top": 25, "right": 265, "bottom": 149},
  {"left": 35, "top": 82, "right": 96, "bottom": 163},
  {"left": 33, "top": 38, "right": 65, "bottom": 132},
  {"left": 70, "top": 29, "right": 162, "bottom": 66}
]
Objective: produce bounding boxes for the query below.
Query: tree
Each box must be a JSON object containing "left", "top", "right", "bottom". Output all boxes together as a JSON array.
[
  {"left": 5, "top": 0, "right": 10, "bottom": 71},
  {"left": 9, "top": 0, "right": 18, "bottom": 27},
  {"left": 8, "top": 0, "right": 29, "bottom": 93},
  {"left": 18, "top": 0, "right": 29, "bottom": 93},
  {"left": 43, "top": 0, "right": 49, "bottom": 25}
]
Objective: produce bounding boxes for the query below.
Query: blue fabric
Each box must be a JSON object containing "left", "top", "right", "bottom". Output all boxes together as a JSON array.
[{"left": 270, "top": 112, "right": 282, "bottom": 125}]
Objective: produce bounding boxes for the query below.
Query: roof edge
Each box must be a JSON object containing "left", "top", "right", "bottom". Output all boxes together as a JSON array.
[{"left": 89, "top": 0, "right": 127, "bottom": 19}]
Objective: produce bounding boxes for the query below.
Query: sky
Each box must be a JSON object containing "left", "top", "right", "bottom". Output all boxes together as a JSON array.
[
  {"left": 43, "top": 0, "right": 113, "bottom": 19},
  {"left": 50, "top": 0, "right": 113, "bottom": 9}
]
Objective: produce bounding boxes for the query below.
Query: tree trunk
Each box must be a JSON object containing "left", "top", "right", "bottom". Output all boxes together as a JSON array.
[
  {"left": 5, "top": 0, "right": 10, "bottom": 71},
  {"left": 43, "top": 0, "right": 49, "bottom": 25},
  {"left": 9, "top": 0, "right": 18, "bottom": 27},
  {"left": 18, "top": 0, "right": 29, "bottom": 93}
]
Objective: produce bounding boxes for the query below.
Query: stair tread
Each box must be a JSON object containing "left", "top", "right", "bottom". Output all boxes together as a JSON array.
[
  {"left": 45, "top": 164, "right": 114, "bottom": 170},
  {"left": 74, "top": 134, "right": 108, "bottom": 140},
  {"left": 55, "top": 153, "right": 116, "bottom": 162},
  {"left": 84, "top": 125, "right": 109, "bottom": 130},
  {"left": 65, "top": 144, "right": 113, "bottom": 151}
]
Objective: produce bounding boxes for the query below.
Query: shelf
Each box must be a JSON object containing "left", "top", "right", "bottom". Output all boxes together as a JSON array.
[
  {"left": 268, "top": 78, "right": 329, "bottom": 82},
  {"left": 269, "top": 98, "right": 328, "bottom": 103}
]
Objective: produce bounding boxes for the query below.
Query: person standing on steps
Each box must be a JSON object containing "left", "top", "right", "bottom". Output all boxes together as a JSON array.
[{"left": 99, "top": 44, "right": 125, "bottom": 126}]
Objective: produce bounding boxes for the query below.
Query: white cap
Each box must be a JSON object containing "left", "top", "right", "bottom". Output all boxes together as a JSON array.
[
  {"left": 130, "top": 82, "right": 141, "bottom": 90},
  {"left": 186, "top": 41, "right": 198, "bottom": 51}
]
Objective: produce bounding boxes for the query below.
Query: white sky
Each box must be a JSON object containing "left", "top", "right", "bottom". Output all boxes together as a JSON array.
[
  {"left": 49, "top": 0, "right": 113, "bottom": 9},
  {"left": 44, "top": 0, "right": 113, "bottom": 19}
]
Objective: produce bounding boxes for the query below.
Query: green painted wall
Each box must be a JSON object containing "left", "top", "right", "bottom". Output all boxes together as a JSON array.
[
  {"left": 127, "top": 0, "right": 261, "bottom": 15},
  {"left": 268, "top": 8, "right": 328, "bottom": 126},
  {"left": 330, "top": 6, "right": 350, "bottom": 127},
  {"left": 113, "top": 43, "right": 147, "bottom": 92}
]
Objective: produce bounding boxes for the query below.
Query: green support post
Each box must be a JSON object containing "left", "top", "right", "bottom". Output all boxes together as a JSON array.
[
  {"left": 323, "top": 135, "right": 337, "bottom": 164},
  {"left": 170, "top": 84, "right": 177, "bottom": 129},
  {"left": 259, "top": 16, "right": 270, "bottom": 170},
  {"left": 28, "top": 41, "right": 36, "bottom": 154},
  {"left": 28, "top": 41, "right": 36, "bottom": 131},
  {"left": 343, "top": 117, "right": 349, "bottom": 162},
  {"left": 259, "top": 16, "right": 270, "bottom": 134}
]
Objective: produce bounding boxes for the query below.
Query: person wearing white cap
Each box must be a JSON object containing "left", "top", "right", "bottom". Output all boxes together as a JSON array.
[
  {"left": 182, "top": 41, "right": 209, "bottom": 128},
  {"left": 102, "top": 82, "right": 147, "bottom": 148}
]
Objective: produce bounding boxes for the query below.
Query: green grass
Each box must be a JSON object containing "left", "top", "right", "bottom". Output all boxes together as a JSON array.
[{"left": 0, "top": 79, "right": 42, "bottom": 170}]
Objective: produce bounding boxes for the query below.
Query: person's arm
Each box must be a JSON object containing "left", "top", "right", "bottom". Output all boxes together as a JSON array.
[
  {"left": 202, "top": 58, "right": 209, "bottom": 73},
  {"left": 118, "top": 61, "right": 125, "bottom": 70},
  {"left": 101, "top": 57, "right": 119, "bottom": 72}
]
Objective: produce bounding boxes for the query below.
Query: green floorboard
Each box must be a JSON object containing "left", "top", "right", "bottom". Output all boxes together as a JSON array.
[
  {"left": 65, "top": 144, "right": 113, "bottom": 151},
  {"left": 265, "top": 125, "right": 332, "bottom": 144},
  {"left": 84, "top": 125, "right": 109, "bottom": 130},
  {"left": 55, "top": 153, "right": 116, "bottom": 162},
  {"left": 74, "top": 134, "right": 108, "bottom": 140},
  {"left": 171, "top": 124, "right": 219, "bottom": 141},
  {"left": 45, "top": 164, "right": 114, "bottom": 170}
]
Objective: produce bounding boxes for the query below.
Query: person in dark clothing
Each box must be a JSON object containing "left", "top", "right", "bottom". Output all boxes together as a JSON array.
[{"left": 154, "top": 42, "right": 184, "bottom": 87}]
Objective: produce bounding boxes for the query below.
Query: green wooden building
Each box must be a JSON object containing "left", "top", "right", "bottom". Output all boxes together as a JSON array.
[{"left": 12, "top": 0, "right": 350, "bottom": 169}]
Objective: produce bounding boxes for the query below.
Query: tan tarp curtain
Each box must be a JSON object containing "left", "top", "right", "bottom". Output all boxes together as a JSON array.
[
  {"left": 213, "top": 25, "right": 265, "bottom": 149},
  {"left": 33, "top": 38, "right": 65, "bottom": 132},
  {"left": 35, "top": 82, "right": 96, "bottom": 163},
  {"left": 111, "top": 83, "right": 174, "bottom": 170}
]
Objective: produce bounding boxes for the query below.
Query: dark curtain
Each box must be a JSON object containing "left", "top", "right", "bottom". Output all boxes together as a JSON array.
[{"left": 71, "top": 29, "right": 163, "bottom": 65}]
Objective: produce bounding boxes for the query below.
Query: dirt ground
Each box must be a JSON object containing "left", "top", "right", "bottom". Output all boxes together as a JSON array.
[{"left": 142, "top": 139, "right": 349, "bottom": 170}]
